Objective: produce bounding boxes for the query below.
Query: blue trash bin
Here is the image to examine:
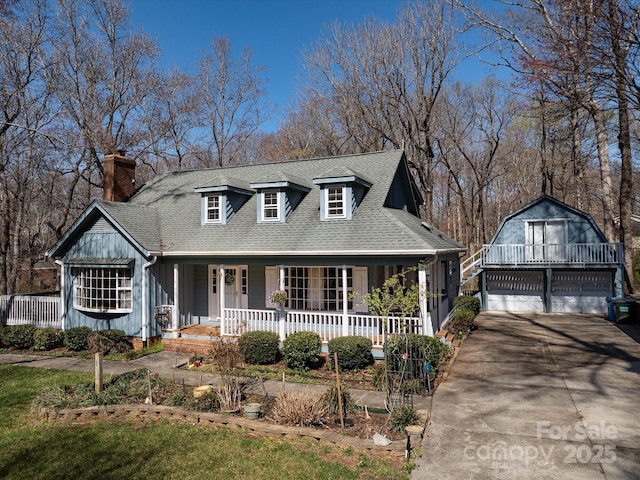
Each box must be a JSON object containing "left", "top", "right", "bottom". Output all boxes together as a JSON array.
[{"left": 606, "top": 297, "right": 614, "bottom": 321}]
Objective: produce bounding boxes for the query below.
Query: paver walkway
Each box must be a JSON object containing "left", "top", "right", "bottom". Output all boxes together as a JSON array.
[{"left": 412, "top": 312, "right": 640, "bottom": 480}]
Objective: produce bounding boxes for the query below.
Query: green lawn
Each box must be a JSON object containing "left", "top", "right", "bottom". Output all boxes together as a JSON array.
[{"left": 0, "top": 365, "right": 408, "bottom": 480}]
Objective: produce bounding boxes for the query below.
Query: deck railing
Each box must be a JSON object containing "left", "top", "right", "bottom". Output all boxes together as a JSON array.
[
  {"left": 482, "top": 243, "right": 623, "bottom": 266},
  {"left": 0, "top": 295, "right": 60, "bottom": 328},
  {"left": 222, "top": 308, "right": 424, "bottom": 346}
]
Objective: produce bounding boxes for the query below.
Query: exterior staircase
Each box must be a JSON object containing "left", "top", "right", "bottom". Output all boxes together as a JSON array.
[{"left": 460, "top": 247, "right": 484, "bottom": 289}]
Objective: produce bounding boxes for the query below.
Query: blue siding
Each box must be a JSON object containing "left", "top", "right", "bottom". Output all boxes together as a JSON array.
[
  {"left": 192, "top": 265, "right": 209, "bottom": 320},
  {"left": 492, "top": 199, "right": 607, "bottom": 245},
  {"left": 62, "top": 230, "right": 145, "bottom": 337},
  {"left": 248, "top": 264, "right": 265, "bottom": 309}
]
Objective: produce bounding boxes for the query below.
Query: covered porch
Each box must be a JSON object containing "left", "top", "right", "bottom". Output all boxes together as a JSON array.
[{"left": 153, "top": 256, "right": 460, "bottom": 347}]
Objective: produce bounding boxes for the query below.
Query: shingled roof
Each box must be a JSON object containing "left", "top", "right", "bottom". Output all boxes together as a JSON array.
[{"left": 49, "top": 150, "right": 465, "bottom": 259}]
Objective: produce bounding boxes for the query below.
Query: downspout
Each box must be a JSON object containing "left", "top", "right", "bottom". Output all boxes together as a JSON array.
[
  {"left": 54, "top": 260, "right": 66, "bottom": 331},
  {"left": 141, "top": 256, "right": 158, "bottom": 348}
]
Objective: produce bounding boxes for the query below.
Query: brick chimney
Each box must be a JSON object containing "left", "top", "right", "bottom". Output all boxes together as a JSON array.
[{"left": 103, "top": 152, "right": 136, "bottom": 202}]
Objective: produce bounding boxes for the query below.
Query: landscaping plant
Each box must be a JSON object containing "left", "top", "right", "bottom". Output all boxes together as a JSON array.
[
  {"left": 33, "top": 327, "right": 64, "bottom": 351},
  {"left": 327, "top": 336, "right": 373, "bottom": 371},
  {"left": 453, "top": 295, "right": 481, "bottom": 315},
  {"left": 390, "top": 405, "right": 421, "bottom": 432},
  {"left": 282, "top": 331, "right": 322, "bottom": 371},
  {"left": 63, "top": 326, "right": 94, "bottom": 351},
  {"left": 271, "top": 389, "right": 325, "bottom": 426},
  {"left": 4, "top": 324, "right": 37, "bottom": 350},
  {"left": 237, "top": 330, "right": 279, "bottom": 365},
  {"left": 320, "top": 385, "right": 358, "bottom": 417}
]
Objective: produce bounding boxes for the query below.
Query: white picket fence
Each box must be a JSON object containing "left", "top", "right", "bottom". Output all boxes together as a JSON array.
[{"left": 0, "top": 295, "right": 61, "bottom": 328}]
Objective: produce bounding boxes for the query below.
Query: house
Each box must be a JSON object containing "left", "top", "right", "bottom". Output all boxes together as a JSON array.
[
  {"left": 46, "top": 150, "right": 466, "bottom": 350},
  {"left": 461, "top": 195, "right": 624, "bottom": 315}
]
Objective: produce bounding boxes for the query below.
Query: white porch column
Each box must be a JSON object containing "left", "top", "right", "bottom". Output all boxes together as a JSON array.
[
  {"left": 342, "top": 264, "right": 349, "bottom": 336},
  {"left": 220, "top": 264, "right": 226, "bottom": 336},
  {"left": 172, "top": 264, "right": 180, "bottom": 336},
  {"left": 278, "top": 265, "right": 285, "bottom": 341},
  {"left": 418, "top": 263, "right": 433, "bottom": 336}
]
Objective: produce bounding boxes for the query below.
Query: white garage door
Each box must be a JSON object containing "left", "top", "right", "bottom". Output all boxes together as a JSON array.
[
  {"left": 551, "top": 271, "right": 612, "bottom": 314},
  {"left": 487, "top": 271, "right": 544, "bottom": 312}
]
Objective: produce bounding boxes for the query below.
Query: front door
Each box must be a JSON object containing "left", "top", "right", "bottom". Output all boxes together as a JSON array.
[{"left": 208, "top": 265, "right": 248, "bottom": 321}]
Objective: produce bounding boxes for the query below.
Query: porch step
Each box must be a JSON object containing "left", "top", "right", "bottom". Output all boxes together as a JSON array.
[{"left": 163, "top": 337, "right": 213, "bottom": 355}]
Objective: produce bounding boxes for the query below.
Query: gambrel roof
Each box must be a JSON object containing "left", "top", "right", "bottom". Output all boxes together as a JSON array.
[{"left": 48, "top": 150, "right": 465, "bottom": 259}]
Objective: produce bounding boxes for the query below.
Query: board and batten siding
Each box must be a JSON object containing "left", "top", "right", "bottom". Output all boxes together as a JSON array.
[{"left": 62, "top": 228, "right": 146, "bottom": 337}]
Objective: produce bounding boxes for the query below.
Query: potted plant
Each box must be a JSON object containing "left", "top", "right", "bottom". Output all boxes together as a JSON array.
[{"left": 268, "top": 289, "right": 288, "bottom": 309}]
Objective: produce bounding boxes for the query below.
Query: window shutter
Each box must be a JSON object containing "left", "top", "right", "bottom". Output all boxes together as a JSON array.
[
  {"left": 265, "top": 266, "right": 278, "bottom": 308},
  {"left": 353, "top": 267, "right": 368, "bottom": 313}
]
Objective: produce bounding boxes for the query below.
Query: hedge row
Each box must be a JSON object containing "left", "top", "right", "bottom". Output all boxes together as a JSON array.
[{"left": 0, "top": 325, "right": 132, "bottom": 354}]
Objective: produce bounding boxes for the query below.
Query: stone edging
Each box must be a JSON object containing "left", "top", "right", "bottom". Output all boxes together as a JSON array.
[{"left": 37, "top": 404, "right": 412, "bottom": 456}]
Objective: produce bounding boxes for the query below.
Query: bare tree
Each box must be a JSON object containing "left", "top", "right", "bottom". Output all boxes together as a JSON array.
[
  {"left": 46, "top": 0, "right": 159, "bottom": 237},
  {"left": 436, "top": 79, "right": 519, "bottom": 250},
  {"left": 301, "top": 0, "right": 462, "bottom": 221},
  {"left": 195, "top": 36, "right": 273, "bottom": 167}
]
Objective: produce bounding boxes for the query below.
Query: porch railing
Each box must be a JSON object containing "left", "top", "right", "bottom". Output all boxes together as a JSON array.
[
  {"left": 0, "top": 295, "right": 61, "bottom": 328},
  {"left": 223, "top": 308, "right": 425, "bottom": 347},
  {"left": 482, "top": 243, "right": 623, "bottom": 266}
]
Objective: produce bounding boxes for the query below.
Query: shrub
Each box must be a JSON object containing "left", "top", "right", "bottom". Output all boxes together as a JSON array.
[
  {"left": 88, "top": 329, "right": 132, "bottom": 355},
  {"left": 454, "top": 295, "right": 481, "bottom": 315},
  {"left": 320, "top": 385, "right": 358, "bottom": 417},
  {"left": 206, "top": 338, "right": 242, "bottom": 370},
  {"left": 282, "top": 331, "right": 321, "bottom": 371},
  {"left": 384, "top": 334, "right": 449, "bottom": 374},
  {"left": 0, "top": 324, "right": 5, "bottom": 348},
  {"left": 4, "top": 324, "right": 37, "bottom": 349},
  {"left": 33, "top": 327, "right": 64, "bottom": 351},
  {"left": 328, "top": 336, "right": 373, "bottom": 371},
  {"left": 448, "top": 309, "right": 476, "bottom": 339},
  {"left": 63, "top": 326, "right": 94, "bottom": 351},
  {"left": 238, "top": 330, "right": 280, "bottom": 365},
  {"left": 390, "top": 405, "right": 421, "bottom": 432},
  {"left": 271, "top": 390, "right": 325, "bottom": 426},
  {"left": 189, "top": 390, "right": 221, "bottom": 412}
]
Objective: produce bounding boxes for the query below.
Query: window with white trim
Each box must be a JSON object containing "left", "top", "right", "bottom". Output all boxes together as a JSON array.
[
  {"left": 72, "top": 267, "right": 133, "bottom": 313},
  {"left": 326, "top": 187, "right": 346, "bottom": 218},
  {"left": 284, "top": 267, "right": 353, "bottom": 311},
  {"left": 206, "top": 195, "right": 221, "bottom": 223},
  {"left": 262, "top": 191, "right": 279, "bottom": 221}
]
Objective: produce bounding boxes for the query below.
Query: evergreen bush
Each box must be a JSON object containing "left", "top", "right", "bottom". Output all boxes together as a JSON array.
[
  {"left": 4, "top": 324, "right": 37, "bottom": 349},
  {"left": 238, "top": 330, "right": 280, "bottom": 365},
  {"left": 448, "top": 309, "right": 476, "bottom": 339},
  {"left": 63, "top": 326, "right": 94, "bottom": 351},
  {"left": 327, "top": 335, "right": 373, "bottom": 371},
  {"left": 453, "top": 295, "right": 481, "bottom": 315},
  {"left": 33, "top": 327, "right": 64, "bottom": 351},
  {"left": 282, "top": 331, "right": 321, "bottom": 371}
]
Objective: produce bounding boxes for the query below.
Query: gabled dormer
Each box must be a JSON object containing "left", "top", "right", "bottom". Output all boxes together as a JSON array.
[
  {"left": 250, "top": 174, "right": 311, "bottom": 223},
  {"left": 313, "top": 166, "right": 372, "bottom": 221},
  {"left": 195, "top": 176, "right": 254, "bottom": 225}
]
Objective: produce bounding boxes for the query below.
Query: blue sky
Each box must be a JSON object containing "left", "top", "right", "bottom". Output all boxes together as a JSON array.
[{"left": 129, "top": 0, "right": 500, "bottom": 132}]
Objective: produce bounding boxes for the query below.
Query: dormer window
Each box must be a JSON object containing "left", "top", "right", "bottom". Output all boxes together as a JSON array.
[
  {"left": 195, "top": 176, "right": 254, "bottom": 225},
  {"left": 326, "top": 187, "right": 346, "bottom": 218},
  {"left": 313, "top": 167, "right": 371, "bottom": 221},
  {"left": 251, "top": 175, "right": 310, "bottom": 224},
  {"left": 206, "top": 195, "right": 222, "bottom": 223},
  {"left": 262, "top": 191, "right": 280, "bottom": 221}
]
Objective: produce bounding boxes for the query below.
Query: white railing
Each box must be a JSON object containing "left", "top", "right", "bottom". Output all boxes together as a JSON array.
[
  {"left": 222, "top": 308, "right": 424, "bottom": 346},
  {"left": 224, "top": 308, "right": 277, "bottom": 336},
  {"left": 482, "top": 243, "right": 623, "bottom": 266},
  {"left": 0, "top": 295, "right": 61, "bottom": 328}
]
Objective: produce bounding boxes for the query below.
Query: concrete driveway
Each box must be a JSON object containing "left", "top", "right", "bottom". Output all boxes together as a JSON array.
[{"left": 412, "top": 312, "right": 640, "bottom": 480}]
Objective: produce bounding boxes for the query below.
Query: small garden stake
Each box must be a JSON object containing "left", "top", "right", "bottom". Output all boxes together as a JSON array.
[{"left": 334, "top": 352, "right": 344, "bottom": 429}]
